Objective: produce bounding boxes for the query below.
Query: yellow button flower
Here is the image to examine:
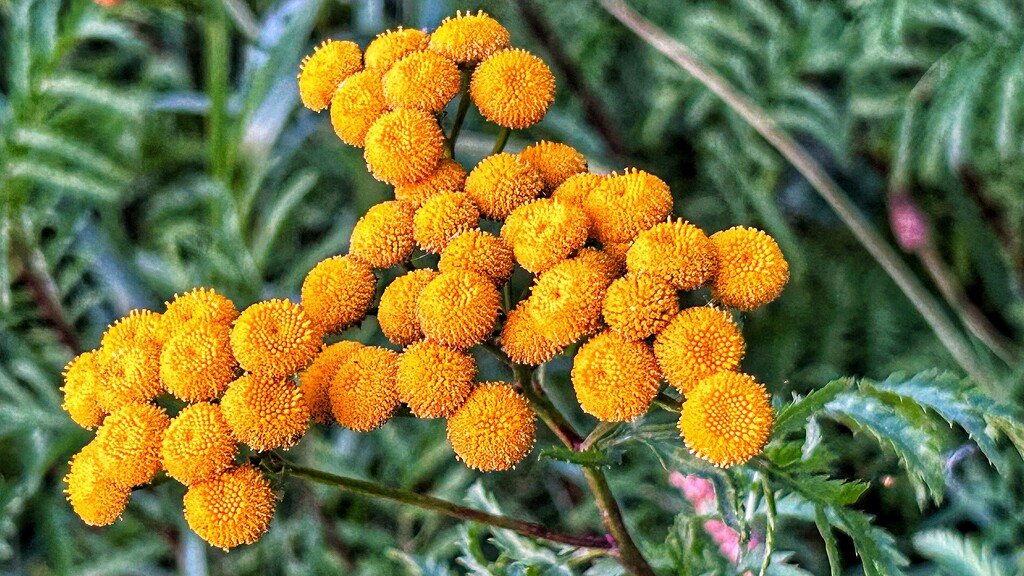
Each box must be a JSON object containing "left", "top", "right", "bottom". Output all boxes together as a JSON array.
[
  {"left": 413, "top": 191, "right": 480, "bottom": 253},
  {"left": 94, "top": 403, "right": 170, "bottom": 488},
  {"left": 161, "top": 402, "right": 237, "bottom": 486},
  {"left": 101, "top": 309, "right": 162, "bottom": 351},
  {"left": 501, "top": 198, "right": 589, "bottom": 273},
  {"left": 464, "top": 153, "right": 544, "bottom": 220},
  {"left": 551, "top": 172, "right": 604, "bottom": 207},
  {"left": 184, "top": 465, "right": 276, "bottom": 550},
  {"left": 365, "top": 27, "right": 429, "bottom": 71},
  {"left": 417, "top": 270, "right": 501, "bottom": 348},
  {"left": 572, "top": 331, "right": 661, "bottom": 422},
  {"left": 584, "top": 168, "right": 673, "bottom": 243},
  {"left": 384, "top": 51, "right": 461, "bottom": 113},
  {"left": 602, "top": 273, "right": 680, "bottom": 341},
  {"left": 298, "top": 39, "right": 362, "bottom": 112},
  {"left": 364, "top": 108, "right": 445, "bottom": 185},
  {"left": 448, "top": 383, "right": 536, "bottom": 471},
  {"left": 653, "top": 306, "right": 745, "bottom": 394},
  {"left": 574, "top": 246, "right": 626, "bottom": 280},
  {"left": 519, "top": 141, "right": 587, "bottom": 192},
  {"left": 160, "top": 288, "right": 238, "bottom": 344},
  {"left": 330, "top": 69, "right": 388, "bottom": 147},
  {"left": 394, "top": 158, "right": 467, "bottom": 206},
  {"left": 397, "top": 340, "right": 476, "bottom": 418},
  {"left": 97, "top": 344, "right": 163, "bottom": 412},
  {"left": 64, "top": 441, "right": 130, "bottom": 526},
  {"left": 377, "top": 269, "right": 439, "bottom": 347},
  {"left": 159, "top": 322, "right": 238, "bottom": 402},
  {"left": 349, "top": 200, "right": 417, "bottom": 269},
  {"left": 626, "top": 220, "right": 716, "bottom": 290},
  {"left": 299, "top": 341, "right": 364, "bottom": 424},
  {"left": 500, "top": 301, "right": 564, "bottom": 366},
  {"left": 301, "top": 255, "right": 377, "bottom": 334},
  {"left": 471, "top": 49, "right": 555, "bottom": 129},
  {"left": 329, "top": 346, "right": 401, "bottom": 431},
  {"left": 678, "top": 371, "right": 774, "bottom": 468},
  {"left": 220, "top": 374, "right": 310, "bottom": 451},
  {"left": 61, "top": 350, "right": 106, "bottom": 429},
  {"left": 527, "top": 257, "right": 611, "bottom": 347},
  {"left": 710, "top": 226, "right": 790, "bottom": 310},
  {"left": 230, "top": 299, "right": 322, "bottom": 378},
  {"left": 438, "top": 229, "right": 515, "bottom": 286},
  {"left": 428, "top": 10, "right": 510, "bottom": 64}
]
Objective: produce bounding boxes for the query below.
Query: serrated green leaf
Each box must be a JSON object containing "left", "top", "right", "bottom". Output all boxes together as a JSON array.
[
  {"left": 8, "top": 160, "right": 121, "bottom": 202},
  {"left": 786, "top": 475, "right": 868, "bottom": 507},
  {"left": 826, "top": 389, "right": 946, "bottom": 504},
  {"left": 538, "top": 446, "right": 618, "bottom": 468},
  {"left": 13, "top": 127, "right": 131, "bottom": 184},
  {"left": 828, "top": 506, "right": 908, "bottom": 576},
  {"left": 814, "top": 506, "right": 841, "bottom": 576},
  {"left": 774, "top": 378, "right": 853, "bottom": 437},
  {"left": 914, "top": 530, "right": 1007, "bottom": 576},
  {"left": 37, "top": 74, "right": 144, "bottom": 118}
]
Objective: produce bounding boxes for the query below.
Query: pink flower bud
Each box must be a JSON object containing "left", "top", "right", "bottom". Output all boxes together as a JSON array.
[{"left": 889, "top": 193, "right": 930, "bottom": 252}]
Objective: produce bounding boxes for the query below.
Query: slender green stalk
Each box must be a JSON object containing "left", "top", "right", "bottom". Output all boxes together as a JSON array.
[
  {"left": 814, "top": 506, "right": 842, "bottom": 576},
  {"left": 580, "top": 421, "right": 619, "bottom": 451},
  {"left": 445, "top": 70, "right": 474, "bottom": 157},
  {"left": 759, "top": 474, "right": 776, "bottom": 576},
  {"left": 204, "top": 1, "right": 232, "bottom": 186},
  {"left": 598, "top": 0, "right": 998, "bottom": 395},
  {"left": 263, "top": 455, "right": 611, "bottom": 549},
  {"left": 652, "top": 391, "right": 681, "bottom": 413},
  {"left": 491, "top": 127, "right": 512, "bottom": 155}
]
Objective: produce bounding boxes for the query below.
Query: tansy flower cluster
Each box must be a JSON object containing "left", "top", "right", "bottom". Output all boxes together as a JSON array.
[{"left": 61, "top": 9, "right": 790, "bottom": 551}]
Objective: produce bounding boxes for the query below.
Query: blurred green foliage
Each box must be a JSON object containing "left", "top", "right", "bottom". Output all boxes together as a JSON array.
[{"left": 2, "top": 0, "right": 1024, "bottom": 574}]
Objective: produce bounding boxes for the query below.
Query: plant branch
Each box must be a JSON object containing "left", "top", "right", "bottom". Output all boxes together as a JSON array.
[
  {"left": 263, "top": 455, "right": 611, "bottom": 550},
  {"left": 445, "top": 70, "right": 474, "bottom": 157},
  {"left": 759, "top": 474, "right": 776, "bottom": 576},
  {"left": 10, "top": 221, "right": 78, "bottom": 353},
  {"left": 491, "top": 127, "right": 512, "bottom": 155},
  {"left": 598, "top": 0, "right": 998, "bottom": 396}
]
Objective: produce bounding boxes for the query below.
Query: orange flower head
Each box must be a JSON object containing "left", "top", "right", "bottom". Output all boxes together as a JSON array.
[
  {"left": 330, "top": 69, "right": 388, "bottom": 147},
  {"left": 97, "top": 344, "right": 163, "bottom": 412},
  {"left": 299, "top": 341, "right": 364, "bottom": 423},
  {"left": 428, "top": 10, "right": 510, "bottom": 64},
  {"left": 471, "top": 49, "right": 555, "bottom": 129},
  {"left": 551, "top": 172, "right": 604, "bottom": 206},
  {"left": 438, "top": 229, "right": 515, "bottom": 286},
  {"left": 161, "top": 402, "right": 238, "bottom": 486},
  {"left": 184, "top": 465, "right": 276, "bottom": 550},
  {"left": 574, "top": 246, "right": 625, "bottom": 280},
  {"left": 500, "top": 301, "right": 564, "bottom": 366},
  {"left": 600, "top": 242, "right": 632, "bottom": 274},
  {"left": 384, "top": 51, "right": 461, "bottom": 113},
  {"left": 397, "top": 340, "right": 476, "bottom": 418},
  {"left": 654, "top": 306, "right": 745, "bottom": 394},
  {"left": 94, "top": 403, "right": 170, "bottom": 488},
  {"left": 394, "top": 158, "right": 467, "bottom": 206},
  {"left": 64, "top": 441, "right": 130, "bottom": 526},
  {"left": 377, "top": 269, "right": 439, "bottom": 346},
  {"left": 298, "top": 39, "right": 362, "bottom": 112},
  {"left": 710, "top": 226, "right": 790, "bottom": 310},
  {"left": 417, "top": 270, "right": 501, "bottom": 348},
  {"left": 364, "top": 108, "right": 445, "bottom": 185},
  {"left": 678, "top": 372, "right": 774, "bottom": 468},
  {"left": 501, "top": 198, "right": 589, "bottom": 273},
  {"left": 230, "top": 299, "right": 322, "bottom": 378},
  {"left": 627, "top": 220, "right": 716, "bottom": 290},
  {"left": 161, "top": 288, "right": 238, "bottom": 343},
  {"left": 301, "top": 255, "right": 377, "bottom": 333},
  {"left": 519, "top": 141, "right": 588, "bottom": 191},
  {"left": 61, "top": 350, "right": 106, "bottom": 429},
  {"left": 101, "top": 309, "right": 162, "bottom": 351},
  {"left": 527, "top": 258, "right": 611, "bottom": 347},
  {"left": 414, "top": 192, "right": 480, "bottom": 253},
  {"left": 365, "top": 27, "right": 429, "bottom": 71},
  {"left": 572, "top": 331, "right": 661, "bottom": 422},
  {"left": 464, "top": 153, "right": 544, "bottom": 219},
  {"left": 159, "top": 322, "right": 238, "bottom": 402},
  {"left": 329, "top": 346, "right": 401, "bottom": 431},
  {"left": 447, "top": 383, "right": 535, "bottom": 471},
  {"left": 349, "top": 200, "right": 417, "bottom": 268},
  {"left": 584, "top": 169, "right": 673, "bottom": 243},
  {"left": 220, "top": 374, "right": 310, "bottom": 452},
  {"left": 603, "top": 273, "right": 680, "bottom": 341}
]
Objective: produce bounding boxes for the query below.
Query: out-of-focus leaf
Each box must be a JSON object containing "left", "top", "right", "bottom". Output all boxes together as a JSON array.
[
  {"left": 774, "top": 378, "right": 852, "bottom": 437},
  {"left": 914, "top": 530, "right": 1008, "bottom": 576}
]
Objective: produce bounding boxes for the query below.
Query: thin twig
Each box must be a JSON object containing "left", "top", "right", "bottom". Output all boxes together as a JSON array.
[
  {"left": 491, "top": 127, "right": 512, "bottom": 155},
  {"left": 598, "top": 0, "right": 998, "bottom": 395},
  {"left": 445, "top": 70, "right": 474, "bottom": 158},
  {"left": 759, "top": 474, "right": 776, "bottom": 576}
]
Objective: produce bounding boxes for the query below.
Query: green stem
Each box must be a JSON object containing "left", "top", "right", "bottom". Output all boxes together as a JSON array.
[
  {"left": 759, "top": 474, "right": 776, "bottom": 576},
  {"left": 580, "top": 421, "right": 619, "bottom": 451},
  {"left": 204, "top": 1, "right": 232, "bottom": 186},
  {"left": 264, "top": 455, "right": 611, "bottom": 550},
  {"left": 598, "top": 0, "right": 998, "bottom": 396},
  {"left": 652, "top": 391, "right": 681, "bottom": 413},
  {"left": 445, "top": 70, "right": 474, "bottom": 157},
  {"left": 491, "top": 127, "right": 512, "bottom": 155}
]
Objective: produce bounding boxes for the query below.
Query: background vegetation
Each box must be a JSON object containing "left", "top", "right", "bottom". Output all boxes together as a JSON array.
[{"left": 2, "top": 0, "right": 1023, "bottom": 574}]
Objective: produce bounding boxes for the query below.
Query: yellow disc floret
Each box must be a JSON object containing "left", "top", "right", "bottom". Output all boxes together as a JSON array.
[
  {"left": 602, "top": 273, "right": 680, "bottom": 341},
  {"left": 298, "top": 39, "right": 363, "bottom": 112},
  {"left": 438, "top": 229, "right": 515, "bottom": 286},
  {"left": 94, "top": 403, "right": 170, "bottom": 488},
  {"left": 471, "top": 49, "right": 555, "bottom": 129},
  {"left": 584, "top": 169, "right": 674, "bottom": 243},
  {"left": 329, "top": 346, "right": 401, "bottom": 431},
  {"left": 61, "top": 350, "right": 106, "bottom": 429},
  {"left": 97, "top": 344, "right": 163, "bottom": 412},
  {"left": 64, "top": 441, "right": 130, "bottom": 526},
  {"left": 159, "top": 322, "right": 238, "bottom": 402},
  {"left": 364, "top": 108, "right": 445, "bottom": 185},
  {"left": 653, "top": 306, "right": 745, "bottom": 394},
  {"left": 500, "top": 301, "right": 564, "bottom": 366},
  {"left": 349, "top": 200, "right": 417, "bottom": 268},
  {"left": 572, "top": 331, "right": 661, "bottom": 422},
  {"left": 161, "top": 288, "right": 238, "bottom": 343},
  {"left": 678, "top": 372, "right": 774, "bottom": 468},
  {"left": 627, "top": 220, "right": 717, "bottom": 290},
  {"left": 527, "top": 258, "right": 611, "bottom": 347},
  {"left": 161, "top": 402, "right": 238, "bottom": 486},
  {"left": 447, "top": 383, "right": 536, "bottom": 471},
  {"left": 501, "top": 198, "right": 589, "bottom": 273},
  {"left": 220, "top": 374, "right": 310, "bottom": 451},
  {"left": 383, "top": 51, "right": 460, "bottom": 113},
  {"left": 301, "top": 255, "right": 377, "bottom": 334},
  {"left": 464, "top": 153, "right": 544, "bottom": 220},
  {"left": 413, "top": 192, "right": 480, "bottom": 253},
  {"left": 428, "top": 10, "right": 510, "bottom": 64},
  {"left": 417, "top": 270, "right": 501, "bottom": 348},
  {"left": 519, "top": 141, "right": 588, "bottom": 192},
  {"left": 230, "top": 299, "right": 322, "bottom": 378},
  {"left": 551, "top": 173, "right": 604, "bottom": 207},
  {"left": 394, "top": 158, "right": 467, "bottom": 206},
  {"left": 184, "top": 465, "right": 276, "bottom": 550},
  {"left": 377, "top": 269, "right": 439, "bottom": 346},
  {"left": 299, "top": 341, "right": 364, "bottom": 423},
  {"left": 101, "top": 309, "right": 162, "bottom": 351},
  {"left": 710, "top": 226, "right": 790, "bottom": 311},
  {"left": 365, "top": 27, "right": 429, "bottom": 71},
  {"left": 330, "top": 69, "right": 388, "bottom": 147},
  {"left": 397, "top": 340, "right": 476, "bottom": 418}
]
